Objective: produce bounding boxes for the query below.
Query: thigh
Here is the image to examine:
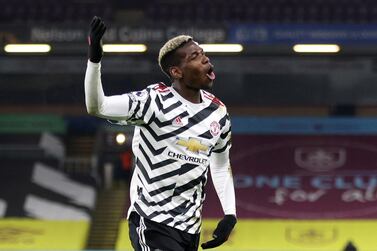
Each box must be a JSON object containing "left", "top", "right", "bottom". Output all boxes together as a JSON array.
[
  {"left": 129, "top": 212, "right": 185, "bottom": 251},
  {"left": 128, "top": 212, "right": 143, "bottom": 251},
  {"left": 184, "top": 233, "right": 200, "bottom": 251},
  {"left": 142, "top": 217, "right": 185, "bottom": 251}
]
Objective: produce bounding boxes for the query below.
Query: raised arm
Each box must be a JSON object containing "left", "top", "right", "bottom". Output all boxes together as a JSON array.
[
  {"left": 84, "top": 61, "right": 131, "bottom": 120},
  {"left": 84, "top": 16, "right": 131, "bottom": 121}
]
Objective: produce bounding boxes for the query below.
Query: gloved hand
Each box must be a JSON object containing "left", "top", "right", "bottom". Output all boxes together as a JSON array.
[
  {"left": 88, "top": 16, "right": 107, "bottom": 63},
  {"left": 201, "top": 215, "right": 237, "bottom": 249}
]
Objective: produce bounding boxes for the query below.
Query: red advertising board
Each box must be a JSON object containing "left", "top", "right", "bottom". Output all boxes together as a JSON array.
[{"left": 204, "top": 135, "right": 377, "bottom": 219}]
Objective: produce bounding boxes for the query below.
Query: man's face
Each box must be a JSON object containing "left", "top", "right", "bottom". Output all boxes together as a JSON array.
[{"left": 175, "top": 40, "right": 216, "bottom": 90}]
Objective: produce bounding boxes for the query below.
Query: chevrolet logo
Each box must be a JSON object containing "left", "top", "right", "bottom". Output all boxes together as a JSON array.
[{"left": 176, "top": 138, "right": 208, "bottom": 153}]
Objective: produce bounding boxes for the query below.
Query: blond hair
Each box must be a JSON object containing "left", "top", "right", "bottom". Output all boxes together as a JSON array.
[{"left": 158, "top": 35, "right": 193, "bottom": 77}]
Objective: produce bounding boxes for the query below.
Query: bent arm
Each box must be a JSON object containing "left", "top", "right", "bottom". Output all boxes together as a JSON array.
[
  {"left": 210, "top": 149, "right": 236, "bottom": 216},
  {"left": 84, "top": 60, "right": 131, "bottom": 120}
]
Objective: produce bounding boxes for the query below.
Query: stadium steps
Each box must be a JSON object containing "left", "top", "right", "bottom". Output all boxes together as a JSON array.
[
  {"left": 86, "top": 182, "right": 128, "bottom": 249},
  {"left": 63, "top": 136, "right": 96, "bottom": 174},
  {"left": 65, "top": 136, "right": 95, "bottom": 157}
]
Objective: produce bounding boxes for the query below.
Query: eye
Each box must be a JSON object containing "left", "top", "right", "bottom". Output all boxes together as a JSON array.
[{"left": 191, "top": 52, "right": 198, "bottom": 59}]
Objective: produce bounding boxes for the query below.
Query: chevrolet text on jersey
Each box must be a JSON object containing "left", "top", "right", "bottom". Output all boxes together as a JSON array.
[{"left": 167, "top": 151, "right": 208, "bottom": 165}]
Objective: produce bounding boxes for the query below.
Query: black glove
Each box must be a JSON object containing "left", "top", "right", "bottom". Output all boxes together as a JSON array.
[
  {"left": 201, "top": 215, "right": 237, "bottom": 249},
  {"left": 87, "top": 16, "right": 107, "bottom": 63}
]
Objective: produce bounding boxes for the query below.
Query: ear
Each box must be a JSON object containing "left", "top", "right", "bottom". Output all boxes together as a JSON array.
[{"left": 169, "top": 66, "right": 183, "bottom": 79}]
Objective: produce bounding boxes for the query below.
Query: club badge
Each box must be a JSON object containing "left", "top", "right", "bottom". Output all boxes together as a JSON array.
[{"left": 210, "top": 121, "right": 220, "bottom": 136}]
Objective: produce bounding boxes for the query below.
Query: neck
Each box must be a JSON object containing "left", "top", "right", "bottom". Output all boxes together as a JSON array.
[{"left": 172, "top": 82, "right": 201, "bottom": 104}]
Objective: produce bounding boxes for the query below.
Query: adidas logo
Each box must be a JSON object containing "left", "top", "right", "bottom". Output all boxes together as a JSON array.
[{"left": 172, "top": 116, "right": 183, "bottom": 127}]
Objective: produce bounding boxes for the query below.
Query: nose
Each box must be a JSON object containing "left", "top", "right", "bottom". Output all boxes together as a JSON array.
[{"left": 202, "top": 55, "right": 210, "bottom": 64}]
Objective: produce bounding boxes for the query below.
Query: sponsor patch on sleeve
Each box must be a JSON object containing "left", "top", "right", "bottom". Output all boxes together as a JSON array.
[{"left": 129, "top": 90, "right": 149, "bottom": 101}]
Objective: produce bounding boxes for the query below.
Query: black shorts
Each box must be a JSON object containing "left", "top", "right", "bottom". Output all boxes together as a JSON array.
[{"left": 128, "top": 212, "right": 200, "bottom": 251}]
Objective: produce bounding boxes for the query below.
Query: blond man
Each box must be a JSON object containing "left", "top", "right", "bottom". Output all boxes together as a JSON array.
[{"left": 85, "top": 16, "right": 236, "bottom": 251}]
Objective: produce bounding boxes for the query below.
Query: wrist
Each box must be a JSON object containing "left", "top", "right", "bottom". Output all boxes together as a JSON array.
[
  {"left": 89, "top": 58, "right": 101, "bottom": 63},
  {"left": 88, "top": 43, "right": 103, "bottom": 63},
  {"left": 224, "top": 214, "right": 237, "bottom": 225}
]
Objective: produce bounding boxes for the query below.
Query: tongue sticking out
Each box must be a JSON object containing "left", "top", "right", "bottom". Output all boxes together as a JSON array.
[{"left": 207, "top": 71, "right": 216, "bottom": 80}]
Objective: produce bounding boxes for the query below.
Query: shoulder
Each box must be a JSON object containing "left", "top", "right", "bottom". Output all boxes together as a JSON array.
[
  {"left": 202, "top": 90, "right": 226, "bottom": 108},
  {"left": 140, "top": 82, "right": 172, "bottom": 102},
  {"left": 128, "top": 82, "right": 169, "bottom": 102},
  {"left": 148, "top": 82, "right": 171, "bottom": 93}
]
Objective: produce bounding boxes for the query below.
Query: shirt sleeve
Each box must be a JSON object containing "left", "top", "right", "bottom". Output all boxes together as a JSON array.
[
  {"left": 209, "top": 112, "right": 236, "bottom": 216},
  {"left": 84, "top": 60, "right": 155, "bottom": 125},
  {"left": 210, "top": 149, "right": 236, "bottom": 216},
  {"left": 212, "top": 112, "right": 231, "bottom": 154}
]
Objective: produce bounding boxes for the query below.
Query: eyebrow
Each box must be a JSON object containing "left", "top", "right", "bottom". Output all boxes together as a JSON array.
[{"left": 189, "top": 48, "right": 203, "bottom": 59}]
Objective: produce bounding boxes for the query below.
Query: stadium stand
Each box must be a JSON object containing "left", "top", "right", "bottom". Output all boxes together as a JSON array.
[
  {"left": 142, "top": 0, "right": 377, "bottom": 24},
  {"left": 0, "top": 159, "right": 96, "bottom": 218},
  {"left": 1, "top": 0, "right": 377, "bottom": 25},
  {"left": 0, "top": 0, "right": 113, "bottom": 24},
  {"left": 0, "top": 114, "right": 99, "bottom": 250}
]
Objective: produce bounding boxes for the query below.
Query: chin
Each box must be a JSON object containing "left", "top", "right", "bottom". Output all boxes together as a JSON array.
[{"left": 202, "top": 81, "right": 214, "bottom": 90}]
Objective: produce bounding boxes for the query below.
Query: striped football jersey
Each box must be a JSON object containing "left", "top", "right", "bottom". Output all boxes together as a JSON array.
[{"left": 122, "top": 82, "right": 231, "bottom": 234}]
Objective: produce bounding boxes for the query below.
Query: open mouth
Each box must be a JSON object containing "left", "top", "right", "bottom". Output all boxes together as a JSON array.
[{"left": 206, "top": 65, "right": 216, "bottom": 81}]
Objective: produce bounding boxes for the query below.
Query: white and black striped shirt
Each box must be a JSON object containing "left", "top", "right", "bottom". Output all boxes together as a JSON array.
[{"left": 85, "top": 61, "right": 236, "bottom": 234}]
